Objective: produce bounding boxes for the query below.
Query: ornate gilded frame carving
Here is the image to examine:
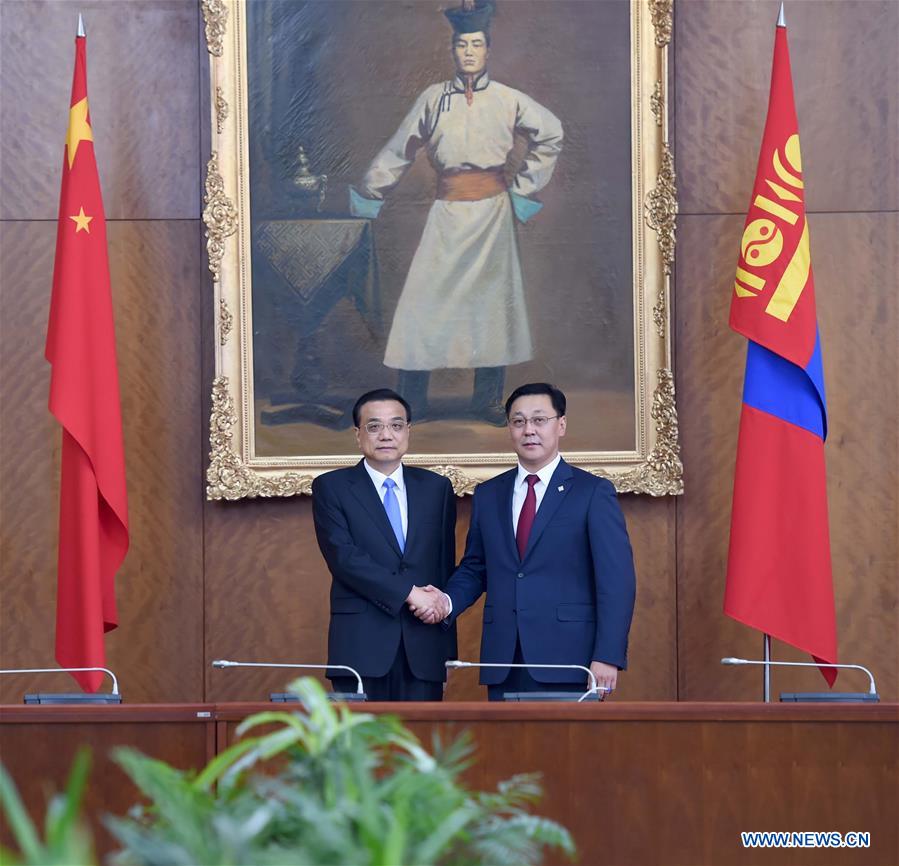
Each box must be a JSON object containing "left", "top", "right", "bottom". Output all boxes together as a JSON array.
[{"left": 203, "top": 0, "right": 681, "bottom": 499}]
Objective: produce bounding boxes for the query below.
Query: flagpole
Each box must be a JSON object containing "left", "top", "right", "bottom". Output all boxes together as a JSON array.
[
  {"left": 49, "top": 7, "right": 130, "bottom": 692},
  {"left": 761, "top": 7, "right": 783, "bottom": 707},
  {"left": 725, "top": 0, "right": 838, "bottom": 695}
]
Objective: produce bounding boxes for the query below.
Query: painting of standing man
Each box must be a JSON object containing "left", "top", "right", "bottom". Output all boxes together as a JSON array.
[{"left": 350, "top": 0, "right": 564, "bottom": 425}]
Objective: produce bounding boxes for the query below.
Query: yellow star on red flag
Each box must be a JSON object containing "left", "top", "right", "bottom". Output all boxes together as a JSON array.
[
  {"left": 69, "top": 206, "right": 93, "bottom": 233},
  {"left": 66, "top": 97, "right": 93, "bottom": 169}
]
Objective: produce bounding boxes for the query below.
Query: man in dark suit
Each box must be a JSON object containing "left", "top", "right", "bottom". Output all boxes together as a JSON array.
[
  {"left": 312, "top": 388, "right": 457, "bottom": 701},
  {"left": 416, "top": 383, "right": 636, "bottom": 700}
]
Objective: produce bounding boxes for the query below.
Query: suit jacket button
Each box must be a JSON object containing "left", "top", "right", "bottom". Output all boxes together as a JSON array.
[{"left": 517, "top": 572, "right": 524, "bottom": 579}]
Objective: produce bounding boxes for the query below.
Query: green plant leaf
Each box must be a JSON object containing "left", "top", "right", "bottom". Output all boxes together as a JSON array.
[
  {"left": 218, "top": 727, "right": 306, "bottom": 794},
  {"left": 386, "top": 732, "right": 437, "bottom": 772},
  {"left": 234, "top": 710, "right": 310, "bottom": 740},
  {"left": 1, "top": 754, "right": 96, "bottom": 866},
  {"left": 414, "top": 801, "right": 479, "bottom": 863},
  {"left": 99, "top": 679, "right": 577, "bottom": 866},
  {"left": 0, "top": 763, "right": 41, "bottom": 863},
  {"left": 104, "top": 814, "right": 199, "bottom": 866},
  {"left": 0, "top": 842, "right": 23, "bottom": 866},
  {"left": 44, "top": 748, "right": 91, "bottom": 854},
  {"left": 111, "top": 748, "right": 216, "bottom": 858}
]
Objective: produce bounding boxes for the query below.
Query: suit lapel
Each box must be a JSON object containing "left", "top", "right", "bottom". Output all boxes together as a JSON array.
[
  {"left": 348, "top": 460, "right": 402, "bottom": 556},
  {"left": 522, "top": 458, "right": 574, "bottom": 562},
  {"left": 498, "top": 469, "right": 519, "bottom": 563},
  {"left": 403, "top": 467, "right": 419, "bottom": 554}
]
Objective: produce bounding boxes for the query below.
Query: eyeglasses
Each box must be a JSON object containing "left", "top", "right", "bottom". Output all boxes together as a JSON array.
[
  {"left": 362, "top": 421, "right": 409, "bottom": 436},
  {"left": 508, "top": 415, "right": 560, "bottom": 430}
]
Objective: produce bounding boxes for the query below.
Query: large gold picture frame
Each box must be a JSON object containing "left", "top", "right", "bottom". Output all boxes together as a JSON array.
[{"left": 202, "top": 0, "right": 681, "bottom": 499}]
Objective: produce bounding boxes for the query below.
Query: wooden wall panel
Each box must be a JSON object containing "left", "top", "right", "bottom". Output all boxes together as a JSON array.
[
  {"left": 107, "top": 220, "right": 205, "bottom": 702},
  {"left": 810, "top": 212, "right": 898, "bottom": 700},
  {"left": 675, "top": 212, "right": 899, "bottom": 701},
  {"left": 0, "top": 221, "right": 204, "bottom": 704},
  {"left": 0, "top": 222, "right": 65, "bottom": 699},
  {"left": 203, "top": 496, "right": 332, "bottom": 702},
  {"left": 0, "top": 709, "right": 214, "bottom": 859},
  {"left": 1, "top": 1, "right": 895, "bottom": 709},
  {"left": 676, "top": 0, "right": 898, "bottom": 215},
  {"left": 674, "top": 0, "right": 899, "bottom": 704},
  {"left": 616, "top": 495, "right": 677, "bottom": 699},
  {"left": 0, "top": 0, "right": 200, "bottom": 221},
  {"left": 673, "top": 213, "right": 748, "bottom": 700}
]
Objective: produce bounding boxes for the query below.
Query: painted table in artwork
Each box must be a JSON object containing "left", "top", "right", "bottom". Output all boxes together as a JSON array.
[{"left": 252, "top": 218, "right": 380, "bottom": 428}]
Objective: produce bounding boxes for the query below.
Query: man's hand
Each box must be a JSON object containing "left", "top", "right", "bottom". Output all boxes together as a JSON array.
[
  {"left": 406, "top": 585, "right": 450, "bottom": 624},
  {"left": 590, "top": 660, "right": 618, "bottom": 699}
]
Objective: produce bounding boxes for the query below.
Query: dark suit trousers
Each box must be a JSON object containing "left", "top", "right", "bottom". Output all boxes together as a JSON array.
[
  {"left": 330, "top": 636, "right": 443, "bottom": 702},
  {"left": 487, "top": 636, "right": 589, "bottom": 701}
]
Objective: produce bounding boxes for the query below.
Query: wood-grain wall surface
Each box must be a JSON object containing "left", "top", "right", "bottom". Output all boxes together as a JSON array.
[
  {"left": 0, "top": 0, "right": 203, "bottom": 705},
  {"left": 674, "top": 0, "right": 898, "bottom": 702},
  {"left": 1, "top": 1, "right": 896, "bottom": 705}
]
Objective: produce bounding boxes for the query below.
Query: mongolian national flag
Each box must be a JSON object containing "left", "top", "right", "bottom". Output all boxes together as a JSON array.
[
  {"left": 724, "top": 15, "right": 837, "bottom": 685},
  {"left": 45, "top": 31, "right": 129, "bottom": 692}
]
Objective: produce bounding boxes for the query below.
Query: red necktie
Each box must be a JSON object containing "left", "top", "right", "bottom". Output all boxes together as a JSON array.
[{"left": 516, "top": 474, "right": 540, "bottom": 559}]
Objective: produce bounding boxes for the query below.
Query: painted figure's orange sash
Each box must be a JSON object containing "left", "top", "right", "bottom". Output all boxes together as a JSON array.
[{"left": 437, "top": 168, "right": 506, "bottom": 201}]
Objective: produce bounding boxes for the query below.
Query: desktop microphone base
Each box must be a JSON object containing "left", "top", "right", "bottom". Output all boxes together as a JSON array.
[
  {"left": 503, "top": 691, "right": 600, "bottom": 702},
  {"left": 24, "top": 693, "right": 122, "bottom": 704},
  {"left": 270, "top": 692, "right": 367, "bottom": 703},
  {"left": 779, "top": 692, "right": 879, "bottom": 703}
]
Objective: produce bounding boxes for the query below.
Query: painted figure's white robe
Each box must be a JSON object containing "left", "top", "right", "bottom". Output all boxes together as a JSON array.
[{"left": 355, "top": 74, "right": 563, "bottom": 371}]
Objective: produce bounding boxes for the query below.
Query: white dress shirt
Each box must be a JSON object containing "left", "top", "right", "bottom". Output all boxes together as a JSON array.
[
  {"left": 363, "top": 461, "right": 408, "bottom": 537},
  {"left": 511, "top": 452, "right": 562, "bottom": 533}
]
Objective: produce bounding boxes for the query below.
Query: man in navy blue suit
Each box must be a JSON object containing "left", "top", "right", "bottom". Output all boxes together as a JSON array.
[
  {"left": 312, "top": 389, "right": 457, "bottom": 701},
  {"left": 413, "top": 383, "right": 636, "bottom": 700}
]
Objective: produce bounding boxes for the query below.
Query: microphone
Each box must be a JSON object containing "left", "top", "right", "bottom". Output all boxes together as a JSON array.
[
  {"left": 211, "top": 660, "right": 366, "bottom": 700},
  {"left": 0, "top": 666, "right": 121, "bottom": 704},
  {"left": 446, "top": 659, "right": 608, "bottom": 702},
  {"left": 721, "top": 657, "right": 879, "bottom": 701}
]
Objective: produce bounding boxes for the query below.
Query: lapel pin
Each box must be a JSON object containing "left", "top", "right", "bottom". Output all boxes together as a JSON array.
[{"left": 558, "top": 485, "right": 565, "bottom": 492}]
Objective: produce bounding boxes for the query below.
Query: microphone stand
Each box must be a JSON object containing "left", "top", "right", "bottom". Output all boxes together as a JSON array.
[
  {"left": 0, "top": 666, "right": 121, "bottom": 703},
  {"left": 211, "top": 660, "right": 366, "bottom": 699},
  {"left": 446, "top": 660, "right": 608, "bottom": 702},
  {"left": 721, "top": 657, "right": 879, "bottom": 702}
]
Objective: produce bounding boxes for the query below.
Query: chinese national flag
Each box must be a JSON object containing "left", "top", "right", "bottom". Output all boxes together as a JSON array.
[
  {"left": 724, "top": 18, "right": 838, "bottom": 685},
  {"left": 45, "top": 34, "right": 129, "bottom": 692}
]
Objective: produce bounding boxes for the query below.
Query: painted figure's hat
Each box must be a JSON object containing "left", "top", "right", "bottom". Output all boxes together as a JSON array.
[{"left": 444, "top": 0, "right": 496, "bottom": 35}]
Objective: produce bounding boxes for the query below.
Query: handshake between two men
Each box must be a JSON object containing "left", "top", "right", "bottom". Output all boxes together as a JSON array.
[
  {"left": 312, "top": 384, "right": 637, "bottom": 702},
  {"left": 406, "top": 585, "right": 450, "bottom": 625}
]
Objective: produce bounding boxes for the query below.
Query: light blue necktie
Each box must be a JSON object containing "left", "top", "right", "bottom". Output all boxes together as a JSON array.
[{"left": 382, "top": 478, "right": 405, "bottom": 552}]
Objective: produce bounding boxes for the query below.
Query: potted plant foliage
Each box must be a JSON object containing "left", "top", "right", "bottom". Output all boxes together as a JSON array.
[{"left": 1, "top": 678, "right": 575, "bottom": 866}]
